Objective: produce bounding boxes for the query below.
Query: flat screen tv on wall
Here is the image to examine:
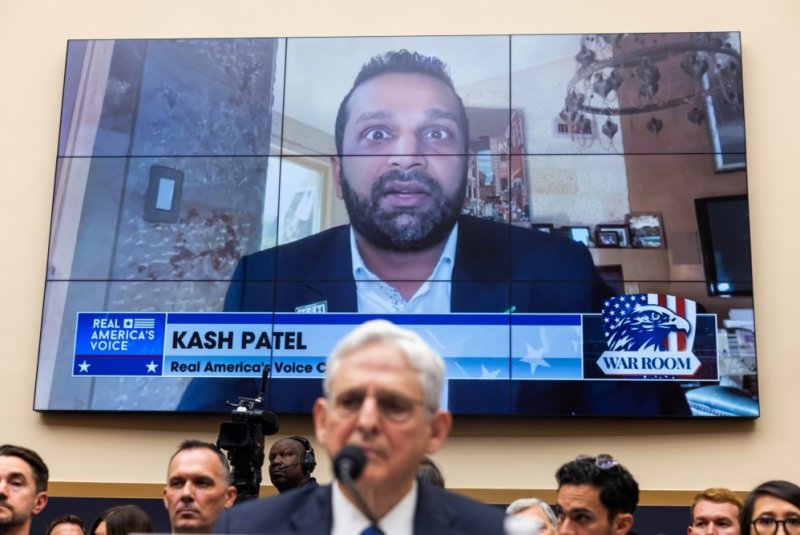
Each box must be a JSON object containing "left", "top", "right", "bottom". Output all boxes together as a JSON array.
[{"left": 36, "top": 33, "right": 757, "bottom": 418}]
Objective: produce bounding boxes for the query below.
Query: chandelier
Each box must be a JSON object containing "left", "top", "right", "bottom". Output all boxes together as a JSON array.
[{"left": 558, "top": 33, "right": 743, "bottom": 148}]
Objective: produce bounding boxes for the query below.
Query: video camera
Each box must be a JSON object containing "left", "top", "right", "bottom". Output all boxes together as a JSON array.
[{"left": 216, "top": 365, "right": 279, "bottom": 502}]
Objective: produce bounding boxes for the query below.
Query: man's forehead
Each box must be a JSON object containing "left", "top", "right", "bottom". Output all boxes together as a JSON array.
[
  {"left": 0, "top": 455, "right": 34, "bottom": 477},
  {"left": 169, "top": 448, "right": 223, "bottom": 476},
  {"left": 558, "top": 483, "right": 606, "bottom": 510},
  {"left": 346, "top": 72, "right": 460, "bottom": 117},
  {"left": 271, "top": 439, "right": 302, "bottom": 454},
  {"left": 694, "top": 499, "right": 740, "bottom": 517}
]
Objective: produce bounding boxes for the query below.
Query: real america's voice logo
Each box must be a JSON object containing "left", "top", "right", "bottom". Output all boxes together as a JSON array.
[{"left": 597, "top": 294, "right": 701, "bottom": 377}]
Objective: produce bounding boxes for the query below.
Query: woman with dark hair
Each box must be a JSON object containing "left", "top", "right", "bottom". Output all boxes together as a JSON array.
[
  {"left": 88, "top": 505, "right": 154, "bottom": 535},
  {"left": 741, "top": 480, "right": 800, "bottom": 534}
]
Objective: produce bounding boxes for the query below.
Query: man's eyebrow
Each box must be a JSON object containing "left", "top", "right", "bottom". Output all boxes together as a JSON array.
[
  {"left": 353, "top": 110, "right": 393, "bottom": 124},
  {"left": 425, "top": 108, "right": 459, "bottom": 123}
]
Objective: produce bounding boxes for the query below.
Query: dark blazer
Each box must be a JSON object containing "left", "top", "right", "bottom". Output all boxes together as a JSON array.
[
  {"left": 214, "top": 481, "right": 506, "bottom": 534},
  {"left": 178, "top": 216, "right": 689, "bottom": 416},
  {"left": 223, "top": 215, "right": 610, "bottom": 313}
]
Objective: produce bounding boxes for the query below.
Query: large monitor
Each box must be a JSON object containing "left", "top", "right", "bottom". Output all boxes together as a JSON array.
[{"left": 36, "top": 33, "right": 757, "bottom": 417}]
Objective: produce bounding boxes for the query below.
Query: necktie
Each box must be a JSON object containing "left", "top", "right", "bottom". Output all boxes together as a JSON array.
[{"left": 360, "top": 525, "right": 385, "bottom": 535}]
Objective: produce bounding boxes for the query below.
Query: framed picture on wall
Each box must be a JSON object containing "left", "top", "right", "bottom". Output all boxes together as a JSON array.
[
  {"left": 596, "top": 224, "right": 629, "bottom": 247},
  {"left": 626, "top": 212, "right": 665, "bottom": 248}
]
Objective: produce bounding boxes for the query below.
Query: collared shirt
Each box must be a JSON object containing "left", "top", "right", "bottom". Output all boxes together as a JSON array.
[
  {"left": 331, "top": 479, "right": 418, "bottom": 535},
  {"left": 351, "top": 224, "right": 458, "bottom": 314}
]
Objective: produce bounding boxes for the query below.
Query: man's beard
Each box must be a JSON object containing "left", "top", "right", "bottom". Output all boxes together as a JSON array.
[
  {"left": 339, "top": 167, "right": 466, "bottom": 252},
  {"left": 0, "top": 503, "right": 29, "bottom": 534}
]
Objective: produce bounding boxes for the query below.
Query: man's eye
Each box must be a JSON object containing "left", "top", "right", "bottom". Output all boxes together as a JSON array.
[
  {"left": 786, "top": 518, "right": 800, "bottom": 527},
  {"left": 363, "top": 128, "right": 391, "bottom": 141},
  {"left": 169, "top": 479, "right": 185, "bottom": 488},
  {"left": 693, "top": 520, "right": 707, "bottom": 527},
  {"left": 336, "top": 393, "right": 364, "bottom": 411},
  {"left": 378, "top": 395, "right": 412, "bottom": 416},
  {"left": 422, "top": 127, "right": 452, "bottom": 140}
]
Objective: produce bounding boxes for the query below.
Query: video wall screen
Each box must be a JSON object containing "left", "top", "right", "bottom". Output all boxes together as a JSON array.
[{"left": 36, "top": 33, "right": 756, "bottom": 417}]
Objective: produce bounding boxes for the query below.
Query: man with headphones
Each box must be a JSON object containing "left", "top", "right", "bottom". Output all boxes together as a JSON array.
[{"left": 267, "top": 436, "right": 318, "bottom": 493}]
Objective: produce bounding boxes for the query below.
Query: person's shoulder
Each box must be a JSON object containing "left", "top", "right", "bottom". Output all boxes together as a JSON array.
[
  {"left": 458, "top": 215, "right": 589, "bottom": 255},
  {"left": 215, "top": 484, "right": 330, "bottom": 533},
  {"left": 417, "top": 482, "right": 506, "bottom": 533},
  {"left": 231, "top": 224, "right": 351, "bottom": 280}
]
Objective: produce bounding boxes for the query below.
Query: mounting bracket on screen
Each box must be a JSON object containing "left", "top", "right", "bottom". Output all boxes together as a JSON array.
[{"left": 216, "top": 365, "right": 279, "bottom": 503}]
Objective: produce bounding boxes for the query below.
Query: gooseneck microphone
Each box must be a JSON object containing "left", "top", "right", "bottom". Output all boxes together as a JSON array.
[{"left": 333, "top": 445, "right": 378, "bottom": 525}]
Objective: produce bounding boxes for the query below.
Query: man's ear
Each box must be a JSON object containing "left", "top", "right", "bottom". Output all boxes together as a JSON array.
[
  {"left": 32, "top": 492, "right": 48, "bottom": 515},
  {"left": 425, "top": 410, "right": 453, "bottom": 455},
  {"left": 313, "top": 397, "right": 329, "bottom": 447},
  {"left": 331, "top": 156, "right": 344, "bottom": 199},
  {"left": 224, "top": 486, "right": 237, "bottom": 508},
  {"left": 612, "top": 512, "right": 633, "bottom": 534}
]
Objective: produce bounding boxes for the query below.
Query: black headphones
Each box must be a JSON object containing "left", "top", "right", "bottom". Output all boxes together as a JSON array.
[{"left": 287, "top": 435, "right": 317, "bottom": 475}]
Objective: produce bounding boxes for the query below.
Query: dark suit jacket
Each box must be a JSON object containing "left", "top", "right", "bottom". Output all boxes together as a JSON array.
[
  {"left": 223, "top": 215, "right": 610, "bottom": 313},
  {"left": 178, "top": 216, "right": 689, "bottom": 416},
  {"left": 214, "top": 481, "right": 506, "bottom": 534}
]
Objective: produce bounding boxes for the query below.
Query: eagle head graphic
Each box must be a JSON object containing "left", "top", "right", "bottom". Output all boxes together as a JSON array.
[{"left": 607, "top": 304, "right": 691, "bottom": 352}]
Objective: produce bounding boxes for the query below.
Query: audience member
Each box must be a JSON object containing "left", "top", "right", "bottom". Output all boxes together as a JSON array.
[
  {"left": 88, "top": 505, "right": 153, "bottom": 535},
  {"left": 417, "top": 456, "right": 445, "bottom": 488},
  {"left": 507, "top": 498, "right": 558, "bottom": 534},
  {"left": 214, "top": 319, "right": 507, "bottom": 533},
  {"left": 555, "top": 454, "right": 639, "bottom": 535},
  {"left": 267, "top": 436, "right": 318, "bottom": 493},
  {"left": 0, "top": 444, "right": 49, "bottom": 535},
  {"left": 688, "top": 488, "right": 742, "bottom": 535},
  {"left": 44, "top": 514, "right": 86, "bottom": 535},
  {"left": 163, "top": 439, "right": 236, "bottom": 533},
  {"left": 741, "top": 480, "right": 800, "bottom": 535}
]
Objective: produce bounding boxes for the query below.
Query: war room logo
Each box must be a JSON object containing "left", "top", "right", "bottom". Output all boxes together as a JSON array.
[{"left": 597, "top": 294, "right": 701, "bottom": 377}]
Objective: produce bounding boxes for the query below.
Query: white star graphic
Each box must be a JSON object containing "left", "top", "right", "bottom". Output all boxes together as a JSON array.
[
  {"left": 480, "top": 365, "right": 500, "bottom": 379},
  {"left": 78, "top": 360, "right": 90, "bottom": 373},
  {"left": 145, "top": 361, "right": 159, "bottom": 373},
  {"left": 520, "top": 343, "right": 550, "bottom": 376}
]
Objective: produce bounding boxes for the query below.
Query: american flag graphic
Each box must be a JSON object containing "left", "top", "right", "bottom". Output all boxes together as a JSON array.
[{"left": 602, "top": 294, "right": 696, "bottom": 353}]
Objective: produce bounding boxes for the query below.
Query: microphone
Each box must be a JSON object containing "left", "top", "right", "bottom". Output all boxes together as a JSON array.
[
  {"left": 272, "top": 462, "right": 302, "bottom": 472},
  {"left": 333, "top": 446, "right": 377, "bottom": 524}
]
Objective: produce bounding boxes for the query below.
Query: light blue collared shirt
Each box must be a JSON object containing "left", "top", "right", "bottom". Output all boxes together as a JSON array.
[{"left": 351, "top": 224, "right": 458, "bottom": 314}]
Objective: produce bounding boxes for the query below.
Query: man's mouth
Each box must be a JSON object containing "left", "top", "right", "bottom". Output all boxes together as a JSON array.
[{"left": 176, "top": 507, "right": 200, "bottom": 518}]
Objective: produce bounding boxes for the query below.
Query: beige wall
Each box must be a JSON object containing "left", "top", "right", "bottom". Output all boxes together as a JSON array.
[{"left": 2, "top": 0, "right": 798, "bottom": 499}]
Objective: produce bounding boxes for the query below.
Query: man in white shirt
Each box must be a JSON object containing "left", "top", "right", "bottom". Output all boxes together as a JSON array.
[{"left": 214, "top": 319, "right": 506, "bottom": 534}]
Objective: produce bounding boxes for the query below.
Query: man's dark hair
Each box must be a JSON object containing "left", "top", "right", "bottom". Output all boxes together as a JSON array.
[
  {"left": 0, "top": 444, "right": 49, "bottom": 492},
  {"left": 44, "top": 514, "right": 86, "bottom": 535},
  {"left": 169, "top": 439, "right": 233, "bottom": 486},
  {"left": 555, "top": 454, "right": 639, "bottom": 521},
  {"left": 741, "top": 480, "right": 800, "bottom": 528},
  {"left": 334, "top": 49, "right": 470, "bottom": 156}
]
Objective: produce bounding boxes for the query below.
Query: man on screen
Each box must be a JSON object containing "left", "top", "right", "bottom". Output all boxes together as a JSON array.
[
  {"left": 223, "top": 49, "right": 608, "bottom": 315},
  {"left": 178, "top": 49, "right": 689, "bottom": 417}
]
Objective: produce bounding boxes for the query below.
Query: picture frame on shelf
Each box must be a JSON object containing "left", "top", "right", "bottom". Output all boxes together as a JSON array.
[
  {"left": 596, "top": 230, "right": 621, "bottom": 248},
  {"left": 531, "top": 223, "right": 554, "bottom": 233},
  {"left": 626, "top": 212, "right": 665, "bottom": 248},
  {"left": 596, "top": 223, "right": 629, "bottom": 247}
]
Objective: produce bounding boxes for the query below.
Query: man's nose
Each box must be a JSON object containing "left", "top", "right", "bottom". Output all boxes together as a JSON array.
[
  {"left": 179, "top": 482, "right": 194, "bottom": 499},
  {"left": 356, "top": 395, "right": 381, "bottom": 432},
  {"left": 386, "top": 134, "right": 426, "bottom": 169}
]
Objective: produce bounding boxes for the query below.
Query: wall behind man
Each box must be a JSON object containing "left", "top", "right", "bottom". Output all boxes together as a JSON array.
[{"left": 1, "top": 0, "right": 798, "bottom": 502}]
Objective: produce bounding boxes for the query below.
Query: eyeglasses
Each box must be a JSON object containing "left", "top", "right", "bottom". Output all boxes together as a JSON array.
[
  {"left": 752, "top": 517, "right": 800, "bottom": 535},
  {"left": 575, "top": 454, "right": 620, "bottom": 470},
  {"left": 331, "top": 389, "right": 429, "bottom": 422}
]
